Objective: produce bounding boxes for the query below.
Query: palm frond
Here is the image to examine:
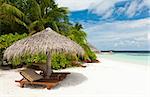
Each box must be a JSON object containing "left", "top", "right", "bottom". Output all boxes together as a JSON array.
[
  {"left": 28, "top": 19, "right": 45, "bottom": 34},
  {"left": 0, "top": 3, "right": 28, "bottom": 23},
  {"left": 0, "top": 14, "right": 28, "bottom": 30},
  {"left": 25, "top": 0, "right": 42, "bottom": 21}
]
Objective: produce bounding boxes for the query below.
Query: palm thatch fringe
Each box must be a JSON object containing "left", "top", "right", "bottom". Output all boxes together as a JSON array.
[
  {"left": 3, "top": 27, "right": 85, "bottom": 78},
  {"left": 4, "top": 27, "right": 84, "bottom": 61}
]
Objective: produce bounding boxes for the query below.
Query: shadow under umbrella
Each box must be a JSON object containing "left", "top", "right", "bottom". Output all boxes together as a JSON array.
[
  {"left": 54, "top": 72, "right": 88, "bottom": 89},
  {"left": 15, "top": 72, "right": 88, "bottom": 90}
]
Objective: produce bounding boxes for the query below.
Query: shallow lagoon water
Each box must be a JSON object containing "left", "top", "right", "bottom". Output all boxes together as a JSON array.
[{"left": 98, "top": 53, "right": 150, "bottom": 65}]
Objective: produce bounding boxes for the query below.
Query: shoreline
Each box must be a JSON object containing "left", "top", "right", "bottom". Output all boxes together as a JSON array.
[
  {"left": 99, "top": 57, "right": 148, "bottom": 66},
  {"left": 0, "top": 56, "right": 149, "bottom": 97},
  {"left": 97, "top": 53, "right": 149, "bottom": 65}
]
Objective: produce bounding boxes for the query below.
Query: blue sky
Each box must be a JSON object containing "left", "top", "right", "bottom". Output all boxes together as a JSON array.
[{"left": 56, "top": 0, "right": 150, "bottom": 51}]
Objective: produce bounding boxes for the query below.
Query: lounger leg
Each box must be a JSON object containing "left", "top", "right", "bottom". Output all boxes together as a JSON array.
[
  {"left": 47, "top": 85, "right": 52, "bottom": 90},
  {"left": 20, "top": 82, "right": 25, "bottom": 88}
]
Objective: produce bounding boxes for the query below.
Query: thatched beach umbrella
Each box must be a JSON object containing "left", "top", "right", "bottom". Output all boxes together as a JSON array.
[{"left": 3, "top": 27, "right": 84, "bottom": 78}]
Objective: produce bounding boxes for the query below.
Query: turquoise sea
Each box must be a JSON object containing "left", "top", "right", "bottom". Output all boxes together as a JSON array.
[{"left": 98, "top": 52, "right": 150, "bottom": 65}]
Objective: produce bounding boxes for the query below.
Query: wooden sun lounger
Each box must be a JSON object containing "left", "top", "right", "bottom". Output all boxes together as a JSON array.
[
  {"left": 15, "top": 69, "right": 70, "bottom": 89},
  {"left": 15, "top": 78, "right": 60, "bottom": 89}
]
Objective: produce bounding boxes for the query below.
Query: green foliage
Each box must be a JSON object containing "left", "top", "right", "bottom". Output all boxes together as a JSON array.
[
  {"left": 52, "top": 53, "right": 78, "bottom": 70},
  {"left": 8, "top": 53, "right": 45, "bottom": 67},
  {"left": 11, "top": 56, "right": 21, "bottom": 66},
  {"left": 0, "top": 48, "right": 4, "bottom": 65},
  {"left": 84, "top": 46, "right": 97, "bottom": 60},
  {"left": 0, "top": 33, "right": 27, "bottom": 49},
  {"left": 52, "top": 53, "right": 68, "bottom": 70},
  {"left": 0, "top": 0, "right": 97, "bottom": 69},
  {"left": 0, "top": 2, "right": 29, "bottom": 34},
  {"left": 10, "top": 53, "right": 78, "bottom": 70},
  {"left": 0, "top": 0, "right": 69, "bottom": 34},
  {"left": 67, "top": 23, "right": 96, "bottom": 60},
  {"left": 0, "top": 33, "right": 28, "bottom": 66},
  {"left": 21, "top": 53, "right": 47, "bottom": 65}
]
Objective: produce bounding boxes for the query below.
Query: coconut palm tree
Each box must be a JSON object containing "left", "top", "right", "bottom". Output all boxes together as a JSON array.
[
  {"left": 0, "top": 0, "right": 69, "bottom": 34},
  {"left": 0, "top": 0, "right": 97, "bottom": 62},
  {"left": 0, "top": 0, "right": 29, "bottom": 34}
]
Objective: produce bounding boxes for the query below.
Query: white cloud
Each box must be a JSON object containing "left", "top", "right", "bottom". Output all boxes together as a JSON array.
[
  {"left": 56, "top": 0, "right": 100, "bottom": 11},
  {"left": 85, "top": 18, "right": 150, "bottom": 50},
  {"left": 89, "top": 0, "right": 126, "bottom": 18},
  {"left": 56, "top": 0, "right": 150, "bottom": 18},
  {"left": 126, "top": 0, "right": 138, "bottom": 17},
  {"left": 144, "top": 0, "right": 150, "bottom": 8},
  {"left": 90, "top": 0, "right": 150, "bottom": 19},
  {"left": 148, "top": 33, "right": 150, "bottom": 40},
  {"left": 86, "top": 18, "right": 150, "bottom": 33},
  {"left": 56, "top": 0, "right": 126, "bottom": 11}
]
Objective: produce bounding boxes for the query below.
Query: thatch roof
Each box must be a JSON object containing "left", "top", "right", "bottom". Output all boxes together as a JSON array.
[
  {"left": 88, "top": 43, "right": 100, "bottom": 54},
  {"left": 4, "top": 28, "right": 85, "bottom": 61}
]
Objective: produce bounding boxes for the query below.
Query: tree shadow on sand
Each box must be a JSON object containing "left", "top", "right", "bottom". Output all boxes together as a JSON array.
[{"left": 0, "top": 65, "right": 11, "bottom": 70}]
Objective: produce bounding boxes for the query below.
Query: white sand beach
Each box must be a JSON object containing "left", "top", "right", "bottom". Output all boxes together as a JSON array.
[{"left": 0, "top": 57, "right": 150, "bottom": 97}]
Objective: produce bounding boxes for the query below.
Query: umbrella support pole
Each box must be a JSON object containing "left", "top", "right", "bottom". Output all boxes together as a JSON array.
[{"left": 45, "top": 53, "right": 52, "bottom": 79}]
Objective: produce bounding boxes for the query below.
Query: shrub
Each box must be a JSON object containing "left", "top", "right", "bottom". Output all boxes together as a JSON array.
[
  {"left": 81, "top": 44, "right": 97, "bottom": 61},
  {"left": 0, "top": 33, "right": 28, "bottom": 66},
  {"left": 0, "top": 48, "right": 4, "bottom": 65},
  {"left": 9, "top": 52, "right": 78, "bottom": 70},
  {"left": 0, "top": 33, "right": 28, "bottom": 49},
  {"left": 52, "top": 53, "right": 78, "bottom": 70}
]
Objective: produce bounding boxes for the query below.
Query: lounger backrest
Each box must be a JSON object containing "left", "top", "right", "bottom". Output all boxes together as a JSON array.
[{"left": 20, "top": 68, "right": 43, "bottom": 82}]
